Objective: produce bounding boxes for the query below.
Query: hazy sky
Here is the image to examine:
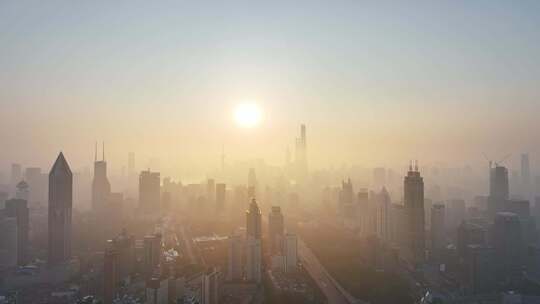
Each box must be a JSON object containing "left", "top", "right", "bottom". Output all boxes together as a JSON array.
[{"left": 1, "top": 1, "right": 540, "bottom": 175}]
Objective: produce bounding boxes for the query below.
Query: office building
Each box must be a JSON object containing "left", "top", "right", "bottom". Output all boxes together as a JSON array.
[
  {"left": 92, "top": 143, "right": 111, "bottom": 213},
  {"left": 48, "top": 152, "right": 73, "bottom": 265},
  {"left": 431, "top": 204, "right": 446, "bottom": 257},
  {"left": 227, "top": 235, "right": 243, "bottom": 281},
  {"left": 139, "top": 170, "right": 160, "bottom": 213},
  {"left": 493, "top": 212, "right": 524, "bottom": 282},
  {"left": 404, "top": 162, "right": 425, "bottom": 266},
  {"left": 246, "top": 198, "right": 262, "bottom": 240},
  {"left": 4, "top": 198, "right": 29, "bottom": 265},
  {"left": 375, "top": 187, "right": 391, "bottom": 242},
  {"left": 144, "top": 233, "right": 162, "bottom": 278},
  {"left": 103, "top": 246, "right": 118, "bottom": 304},
  {"left": 268, "top": 206, "right": 284, "bottom": 254},
  {"left": 457, "top": 221, "right": 486, "bottom": 262},
  {"left": 0, "top": 216, "right": 18, "bottom": 267},
  {"left": 464, "top": 245, "right": 496, "bottom": 295},
  {"left": 283, "top": 233, "right": 298, "bottom": 272},
  {"left": 488, "top": 165, "right": 509, "bottom": 219},
  {"left": 202, "top": 268, "right": 221, "bottom": 304},
  {"left": 245, "top": 237, "right": 262, "bottom": 284}
]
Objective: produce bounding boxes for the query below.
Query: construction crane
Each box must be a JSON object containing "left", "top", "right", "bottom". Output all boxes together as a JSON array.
[{"left": 482, "top": 153, "right": 511, "bottom": 168}]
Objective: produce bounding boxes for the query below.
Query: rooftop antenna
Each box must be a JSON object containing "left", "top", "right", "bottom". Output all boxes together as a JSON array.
[
  {"left": 414, "top": 160, "right": 418, "bottom": 172},
  {"left": 409, "top": 160, "right": 413, "bottom": 171},
  {"left": 94, "top": 142, "right": 97, "bottom": 162},
  {"left": 102, "top": 141, "right": 105, "bottom": 162}
]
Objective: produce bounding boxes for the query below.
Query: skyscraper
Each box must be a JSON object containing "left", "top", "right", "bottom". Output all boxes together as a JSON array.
[
  {"left": 283, "top": 233, "right": 298, "bottom": 272},
  {"left": 48, "top": 152, "right": 73, "bottom": 265},
  {"left": 404, "top": 162, "right": 425, "bottom": 266},
  {"left": 0, "top": 216, "right": 18, "bottom": 267},
  {"left": 245, "top": 237, "right": 262, "bottom": 284},
  {"left": 103, "top": 245, "right": 119, "bottom": 304},
  {"left": 492, "top": 212, "right": 524, "bottom": 282},
  {"left": 246, "top": 198, "right": 262, "bottom": 240},
  {"left": 227, "top": 234, "right": 243, "bottom": 281},
  {"left": 92, "top": 143, "right": 111, "bottom": 213},
  {"left": 488, "top": 165, "right": 509, "bottom": 219},
  {"left": 245, "top": 198, "right": 262, "bottom": 284},
  {"left": 375, "top": 187, "right": 391, "bottom": 242},
  {"left": 294, "top": 124, "right": 308, "bottom": 179},
  {"left": 202, "top": 268, "right": 221, "bottom": 304},
  {"left": 139, "top": 170, "right": 160, "bottom": 213},
  {"left": 4, "top": 198, "right": 29, "bottom": 265},
  {"left": 430, "top": 204, "right": 446, "bottom": 257},
  {"left": 269, "top": 206, "right": 284, "bottom": 254}
]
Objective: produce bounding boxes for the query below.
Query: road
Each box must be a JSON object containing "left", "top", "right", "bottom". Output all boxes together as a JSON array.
[{"left": 298, "top": 238, "right": 358, "bottom": 304}]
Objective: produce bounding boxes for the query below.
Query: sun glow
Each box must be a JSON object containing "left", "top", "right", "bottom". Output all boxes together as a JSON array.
[{"left": 234, "top": 103, "right": 263, "bottom": 128}]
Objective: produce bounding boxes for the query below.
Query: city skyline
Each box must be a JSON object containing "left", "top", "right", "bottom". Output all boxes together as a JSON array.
[
  {"left": 2, "top": 1, "right": 540, "bottom": 172},
  {"left": 2, "top": 2, "right": 540, "bottom": 304}
]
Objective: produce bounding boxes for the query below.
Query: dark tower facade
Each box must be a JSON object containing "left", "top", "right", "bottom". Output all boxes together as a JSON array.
[
  {"left": 92, "top": 142, "right": 111, "bottom": 213},
  {"left": 488, "top": 165, "right": 509, "bottom": 219},
  {"left": 246, "top": 198, "right": 262, "bottom": 240},
  {"left": 48, "top": 152, "right": 73, "bottom": 265},
  {"left": 404, "top": 162, "right": 425, "bottom": 267}
]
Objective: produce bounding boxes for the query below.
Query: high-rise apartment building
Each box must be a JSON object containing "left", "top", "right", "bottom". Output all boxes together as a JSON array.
[{"left": 48, "top": 152, "right": 73, "bottom": 265}]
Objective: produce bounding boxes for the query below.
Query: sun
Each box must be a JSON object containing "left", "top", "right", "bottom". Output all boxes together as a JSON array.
[{"left": 234, "top": 103, "right": 263, "bottom": 128}]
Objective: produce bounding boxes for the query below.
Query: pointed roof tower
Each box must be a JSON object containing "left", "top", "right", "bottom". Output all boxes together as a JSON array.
[{"left": 50, "top": 152, "right": 72, "bottom": 177}]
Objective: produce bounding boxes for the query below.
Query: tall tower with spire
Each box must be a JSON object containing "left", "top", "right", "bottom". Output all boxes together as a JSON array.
[
  {"left": 92, "top": 142, "right": 111, "bottom": 213},
  {"left": 48, "top": 152, "right": 73, "bottom": 264}
]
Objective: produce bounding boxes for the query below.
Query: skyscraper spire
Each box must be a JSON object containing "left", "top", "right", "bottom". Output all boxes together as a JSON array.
[
  {"left": 95, "top": 142, "right": 97, "bottom": 162},
  {"left": 102, "top": 141, "right": 105, "bottom": 161}
]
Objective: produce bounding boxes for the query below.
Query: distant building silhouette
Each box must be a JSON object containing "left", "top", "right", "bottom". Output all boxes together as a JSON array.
[
  {"left": 246, "top": 198, "right": 262, "bottom": 240},
  {"left": 48, "top": 152, "right": 73, "bottom": 264},
  {"left": 227, "top": 234, "right": 243, "bottom": 281},
  {"left": 92, "top": 142, "right": 111, "bottom": 213},
  {"left": 430, "top": 204, "right": 446, "bottom": 258},
  {"left": 492, "top": 212, "right": 524, "bottom": 283},
  {"left": 294, "top": 124, "right": 308, "bottom": 180},
  {"left": 404, "top": 162, "right": 425, "bottom": 267},
  {"left": 139, "top": 170, "right": 160, "bottom": 213},
  {"left": 103, "top": 245, "right": 118, "bottom": 304},
  {"left": 0, "top": 215, "right": 18, "bottom": 267},
  {"left": 245, "top": 198, "right": 262, "bottom": 283},
  {"left": 4, "top": 198, "right": 29, "bottom": 265},
  {"left": 488, "top": 165, "right": 509, "bottom": 219},
  {"left": 268, "top": 206, "right": 284, "bottom": 254},
  {"left": 375, "top": 187, "right": 391, "bottom": 243},
  {"left": 202, "top": 268, "right": 221, "bottom": 304}
]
